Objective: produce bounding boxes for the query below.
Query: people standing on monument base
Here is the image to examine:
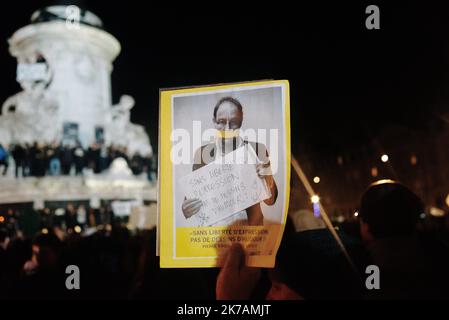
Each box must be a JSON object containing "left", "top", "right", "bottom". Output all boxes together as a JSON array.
[
  {"left": 61, "top": 144, "right": 73, "bottom": 175},
  {"left": 99, "top": 145, "right": 111, "bottom": 172},
  {"left": 73, "top": 141, "right": 86, "bottom": 175},
  {"left": 0, "top": 144, "right": 9, "bottom": 176},
  {"left": 47, "top": 142, "right": 62, "bottom": 176},
  {"left": 33, "top": 143, "right": 46, "bottom": 177},
  {"left": 0, "top": 141, "right": 155, "bottom": 180},
  {"left": 11, "top": 143, "right": 26, "bottom": 178},
  {"left": 130, "top": 152, "right": 145, "bottom": 175},
  {"left": 86, "top": 143, "right": 100, "bottom": 173}
]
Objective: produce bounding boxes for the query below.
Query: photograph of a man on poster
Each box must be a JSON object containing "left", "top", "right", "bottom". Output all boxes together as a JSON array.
[{"left": 172, "top": 84, "right": 288, "bottom": 228}]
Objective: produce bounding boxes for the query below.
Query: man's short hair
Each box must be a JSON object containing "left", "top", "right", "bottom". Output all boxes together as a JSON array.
[
  {"left": 359, "top": 181, "right": 423, "bottom": 238},
  {"left": 213, "top": 97, "right": 243, "bottom": 119}
]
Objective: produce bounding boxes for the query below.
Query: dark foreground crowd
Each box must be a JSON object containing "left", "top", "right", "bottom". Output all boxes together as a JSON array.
[{"left": 1, "top": 179, "right": 449, "bottom": 300}]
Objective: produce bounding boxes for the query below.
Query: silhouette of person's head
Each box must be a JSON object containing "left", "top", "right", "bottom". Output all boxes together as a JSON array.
[
  {"left": 32, "top": 231, "right": 62, "bottom": 271},
  {"left": 359, "top": 180, "right": 423, "bottom": 241}
]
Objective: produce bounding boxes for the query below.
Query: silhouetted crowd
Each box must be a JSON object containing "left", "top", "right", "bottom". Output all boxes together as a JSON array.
[
  {"left": 1, "top": 179, "right": 449, "bottom": 300},
  {"left": 0, "top": 142, "right": 156, "bottom": 180},
  {"left": 0, "top": 202, "right": 121, "bottom": 239}
]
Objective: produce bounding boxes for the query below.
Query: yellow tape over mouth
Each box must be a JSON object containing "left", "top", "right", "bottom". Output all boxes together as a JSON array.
[{"left": 216, "top": 129, "right": 240, "bottom": 139}]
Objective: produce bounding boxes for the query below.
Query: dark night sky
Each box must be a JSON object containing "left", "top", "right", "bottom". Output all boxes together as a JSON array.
[{"left": 1, "top": 1, "right": 449, "bottom": 156}]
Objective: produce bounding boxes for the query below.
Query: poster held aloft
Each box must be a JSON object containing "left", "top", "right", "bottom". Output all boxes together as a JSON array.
[{"left": 158, "top": 80, "right": 290, "bottom": 268}]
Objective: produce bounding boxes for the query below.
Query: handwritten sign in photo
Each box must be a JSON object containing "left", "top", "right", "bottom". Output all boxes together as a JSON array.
[{"left": 179, "top": 145, "right": 270, "bottom": 226}]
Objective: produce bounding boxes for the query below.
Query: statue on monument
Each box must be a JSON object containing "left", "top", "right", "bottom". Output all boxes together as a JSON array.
[
  {"left": 107, "top": 95, "right": 153, "bottom": 157},
  {"left": 1, "top": 54, "right": 60, "bottom": 145}
]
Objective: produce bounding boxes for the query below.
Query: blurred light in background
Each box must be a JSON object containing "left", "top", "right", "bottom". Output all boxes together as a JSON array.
[
  {"left": 337, "top": 156, "right": 343, "bottom": 166},
  {"left": 371, "top": 179, "right": 396, "bottom": 186},
  {"left": 430, "top": 207, "right": 445, "bottom": 218}
]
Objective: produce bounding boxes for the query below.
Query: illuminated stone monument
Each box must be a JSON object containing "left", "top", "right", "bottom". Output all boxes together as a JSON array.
[{"left": 0, "top": 6, "right": 152, "bottom": 156}]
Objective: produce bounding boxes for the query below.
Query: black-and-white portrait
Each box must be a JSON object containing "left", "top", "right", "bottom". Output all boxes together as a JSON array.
[{"left": 171, "top": 83, "right": 288, "bottom": 228}]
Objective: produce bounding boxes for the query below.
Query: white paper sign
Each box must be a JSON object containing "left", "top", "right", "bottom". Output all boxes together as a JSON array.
[
  {"left": 180, "top": 145, "right": 270, "bottom": 226},
  {"left": 16, "top": 63, "right": 47, "bottom": 82}
]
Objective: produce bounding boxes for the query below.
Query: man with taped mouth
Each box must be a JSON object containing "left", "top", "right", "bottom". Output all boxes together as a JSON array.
[{"left": 182, "top": 96, "right": 277, "bottom": 226}]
